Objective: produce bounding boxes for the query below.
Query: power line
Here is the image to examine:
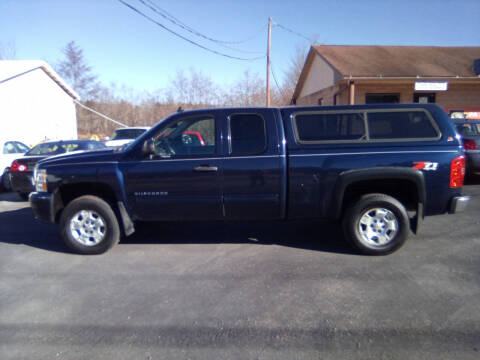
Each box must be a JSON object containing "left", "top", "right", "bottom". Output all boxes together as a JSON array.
[
  {"left": 274, "top": 22, "right": 312, "bottom": 43},
  {"left": 117, "top": 0, "right": 265, "bottom": 61},
  {"left": 271, "top": 62, "right": 289, "bottom": 100},
  {"left": 141, "top": 0, "right": 266, "bottom": 47},
  {"left": 139, "top": 0, "right": 263, "bottom": 55},
  {"left": 74, "top": 100, "right": 128, "bottom": 128}
]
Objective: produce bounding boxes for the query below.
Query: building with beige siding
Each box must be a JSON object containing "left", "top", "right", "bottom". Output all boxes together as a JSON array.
[{"left": 292, "top": 46, "right": 480, "bottom": 119}]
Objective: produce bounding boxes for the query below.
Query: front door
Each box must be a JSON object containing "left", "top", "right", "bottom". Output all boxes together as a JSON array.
[{"left": 121, "top": 112, "right": 223, "bottom": 221}]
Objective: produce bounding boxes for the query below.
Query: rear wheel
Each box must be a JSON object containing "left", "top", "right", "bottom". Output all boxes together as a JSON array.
[
  {"left": 59, "top": 195, "right": 120, "bottom": 254},
  {"left": 343, "top": 193, "right": 410, "bottom": 255},
  {"left": 1, "top": 171, "right": 11, "bottom": 192}
]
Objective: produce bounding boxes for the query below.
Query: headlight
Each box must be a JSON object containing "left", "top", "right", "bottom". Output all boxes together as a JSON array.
[{"left": 33, "top": 167, "right": 48, "bottom": 192}]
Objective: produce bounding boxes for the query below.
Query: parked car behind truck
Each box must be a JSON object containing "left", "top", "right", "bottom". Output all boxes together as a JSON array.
[
  {"left": 30, "top": 104, "right": 469, "bottom": 255},
  {"left": 10, "top": 140, "right": 106, "bottom": 199},
  {"left": 453, "top": 119, "right": 480, "bottom": 176},
  {"left": 0, "top": 140, "right": 30, "bottom": 191}
]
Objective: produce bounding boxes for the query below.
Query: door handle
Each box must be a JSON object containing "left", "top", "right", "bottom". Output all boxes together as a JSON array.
[{"left": 194, "top": 165, "right": 218, "bottom": 172}]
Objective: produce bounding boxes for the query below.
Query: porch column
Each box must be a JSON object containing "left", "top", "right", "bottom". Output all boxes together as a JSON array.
[{"left": 349, "top": 81, "right": 355, "bottom": 105}]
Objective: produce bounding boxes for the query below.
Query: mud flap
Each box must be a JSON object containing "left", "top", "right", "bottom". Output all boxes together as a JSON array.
[
  {"left": 410, "top": 202, "right": 423, "bottom": 234},
  {"left": 117, "top": 201, "right": 135, "bottom": 236}
]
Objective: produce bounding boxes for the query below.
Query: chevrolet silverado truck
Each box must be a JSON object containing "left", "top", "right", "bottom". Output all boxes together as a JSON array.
[{"left": 30, "top": 104, "right": 469, "bottom": 255}]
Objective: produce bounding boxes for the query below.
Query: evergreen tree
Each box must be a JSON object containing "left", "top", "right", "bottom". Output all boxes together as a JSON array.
[{"left": 56, "top": 41, "right": 99, "bottom": 100}]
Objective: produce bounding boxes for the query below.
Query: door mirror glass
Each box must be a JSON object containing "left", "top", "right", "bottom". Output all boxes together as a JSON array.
[{"left": 142, "top": 138, "right": 155, "bottom": 157}]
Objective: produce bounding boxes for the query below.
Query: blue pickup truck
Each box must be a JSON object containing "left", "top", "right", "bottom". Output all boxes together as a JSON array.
[{"left": 30, "top": 104, "right": 469, "bottom": 255}]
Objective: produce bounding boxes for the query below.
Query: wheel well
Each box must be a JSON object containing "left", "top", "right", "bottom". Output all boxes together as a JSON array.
[
  {"left": 342, "top": 179, "right": 419, "bottom": 215},
  {"left": 55, "top": 183, "right": 118, "bottom": 222}
]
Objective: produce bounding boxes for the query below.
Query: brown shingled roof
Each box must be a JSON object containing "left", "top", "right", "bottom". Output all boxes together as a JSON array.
[{"left": 313, "top": 45, "right": 480, "bottom": 77}]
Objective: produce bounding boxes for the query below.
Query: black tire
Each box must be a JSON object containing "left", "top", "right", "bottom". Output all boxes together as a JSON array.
[
  {"left": 59, "top": 195, "right": 120, "bottom": 254},
  {"left": 1, "top": 172, "right": 11, "bottom": 192},
  {"left": 18, "top": 192, "right": 29, "bottom": 200},
  {"left": 342, "top": 193, "right": 410, "bottom": 255}
]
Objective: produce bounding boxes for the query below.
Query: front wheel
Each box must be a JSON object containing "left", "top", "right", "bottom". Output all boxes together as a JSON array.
[
  {"left": 343, "top": 193, "right": 410, "bottom": 255},
  {"left": 59, "top": 195, "right": 120, "bottom": 254}
]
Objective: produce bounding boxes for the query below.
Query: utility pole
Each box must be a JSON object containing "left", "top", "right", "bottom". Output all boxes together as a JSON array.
[{"left": 266, "top": 17, "right": 272, "bottom": 107}]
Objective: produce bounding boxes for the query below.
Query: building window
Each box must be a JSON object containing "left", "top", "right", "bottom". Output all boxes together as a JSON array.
[
  {"left": 318, "top": 98, "right": 323, "bottom": 106},
  {"left": 333, "top": 95, "right": 337, "bottom": 105},
  {"left": 449, "top": 110, "right": 466, "bottom": 119},
  {"left": 413, "top": 93, "right": 436, "bottom": 103},
  {"left": 365, "top": 93, "right": 400, "bottom": 104}
]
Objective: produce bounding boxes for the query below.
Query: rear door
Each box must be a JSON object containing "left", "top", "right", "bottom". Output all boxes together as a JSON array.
[{"left": 221, "top": 109, "right": 284, "bottom": 220}]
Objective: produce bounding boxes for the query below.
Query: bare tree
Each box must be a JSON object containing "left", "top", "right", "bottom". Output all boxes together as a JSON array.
[
  {"left": 167, "top": 68, "right": 220, "bottom": 105},
  {"left": 280, "top": 44, "right": 310, "bottom": 105},
  {"left": 224, "top": 70, "right": 265, "bottom": 107},
  {"left": 56, "top": 41, "right": 100, "bottom": 100}
]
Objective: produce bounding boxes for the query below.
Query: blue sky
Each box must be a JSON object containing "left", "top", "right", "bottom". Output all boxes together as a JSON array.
[{"left": 1, "top": 0, "right": 479, "bottom": 94}]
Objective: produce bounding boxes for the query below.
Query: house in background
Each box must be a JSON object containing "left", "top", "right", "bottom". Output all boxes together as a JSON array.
[
  {"left": 0, "top": 60, "right": 79, "bottom": 145},
  {"left": 292, "top": 46, "right": 480, "bottom": 119}
]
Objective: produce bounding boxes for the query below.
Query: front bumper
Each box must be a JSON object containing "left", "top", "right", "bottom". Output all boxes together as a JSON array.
[
  {"left": 29, "top": 192, "right": 56, "bottom": 223},
  {"left": 449, "top": 195, "right": 470, "bottom": 214}
]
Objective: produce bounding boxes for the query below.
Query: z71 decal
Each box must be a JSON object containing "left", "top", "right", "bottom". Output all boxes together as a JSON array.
[{"left": 412, "top": 162, "right": 439, "bottom": 171}]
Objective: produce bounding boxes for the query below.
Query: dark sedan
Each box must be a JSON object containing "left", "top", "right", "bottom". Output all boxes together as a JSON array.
[
  {"left": 454, "top": 119, "right": 480, "bottom": 176},
  {"left": 10, "top": 140, "right": 106, "bottom": 199}
]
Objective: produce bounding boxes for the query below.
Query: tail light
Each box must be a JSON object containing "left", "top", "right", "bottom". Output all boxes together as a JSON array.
[
  {"left": 450, "top": 155, "right": 466, "bottom": 188},
  {"left": 463, "top": 139, "right": 478, "bottom": 150},
  {"left": 10, "top": 160, "right": 28, "bottom": 172}
]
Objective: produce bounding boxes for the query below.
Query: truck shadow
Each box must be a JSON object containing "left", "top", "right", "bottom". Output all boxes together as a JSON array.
[
  {"left": 0, "top": 191, "right": 25, "bottom": 202},
  {"left": 0, "top": 207, "right": 354, "bottom": 255},
  {"left": 125, "top": 220, "right": 354, "bottom": 255},
  {"left": 0, "top": 207, "right": 66, "bottom": 252}
]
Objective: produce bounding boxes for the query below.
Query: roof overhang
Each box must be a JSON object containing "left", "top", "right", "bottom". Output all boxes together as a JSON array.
[
  {"left": 0, "top": 60, "right": 80, "bottom": 100},
  {"left": 340, "top": 76, "right": 480, "bottom": 86}
]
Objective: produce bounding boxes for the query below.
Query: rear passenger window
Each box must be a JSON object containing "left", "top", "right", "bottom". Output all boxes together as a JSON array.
[
  {"left": 3, "top": 142, "right": 18, "bottom": 154},
  {"left": 368, "top": 111, "right": 439, "bottom": 139},
  {"left": 294, "top": 112, "right": 365, "bottom": 143},
  {"left": 230, "top": 114, "right": 266, "bottom": 155}
]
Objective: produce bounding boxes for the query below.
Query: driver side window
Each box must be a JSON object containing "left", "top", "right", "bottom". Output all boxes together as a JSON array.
[{"left": 152, "top": 115, "right": 215, "bottom": 157}]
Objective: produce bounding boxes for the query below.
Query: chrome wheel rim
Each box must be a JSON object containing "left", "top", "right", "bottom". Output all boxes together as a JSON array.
[
  {"left": 69, "top": 210, "right": 106, "bottom": 246},
  {"left": 358, "top": 207, "right": 398, "bottom": 247}
]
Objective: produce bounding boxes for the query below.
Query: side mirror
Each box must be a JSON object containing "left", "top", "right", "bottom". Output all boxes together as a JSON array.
[{"left": 142, "top": 138, "right": 155, "bottom": 157}]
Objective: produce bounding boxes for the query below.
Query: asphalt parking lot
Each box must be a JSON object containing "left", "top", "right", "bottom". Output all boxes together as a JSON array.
[{"left": 1, "top": 185, "right": 480, "bottom": 360}]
